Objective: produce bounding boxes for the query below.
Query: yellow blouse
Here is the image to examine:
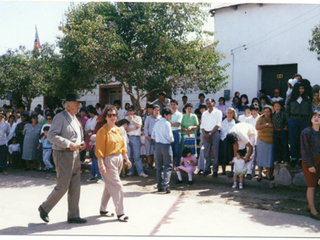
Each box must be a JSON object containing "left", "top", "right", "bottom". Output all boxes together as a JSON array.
[
  {"left": 256, "top": 116, "right": 274, "bottom": 144},
  {"left": 95, "top": 124, "right": 127, "bottom": 158}
]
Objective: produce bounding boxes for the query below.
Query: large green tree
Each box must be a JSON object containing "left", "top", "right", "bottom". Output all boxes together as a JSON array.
[
  {"left": 0, "top": 43, "right": 60, "bottom": 110},
  {"left": 58, "top": 2, "right": 229, "bottom": 113},
  {"left": 309, "top": 23, "right": 320, "bottom": 58}
]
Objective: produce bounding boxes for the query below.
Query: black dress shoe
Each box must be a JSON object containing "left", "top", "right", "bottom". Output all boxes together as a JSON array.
[
  {"left": 246, "top": 174, "right": 252, "bottom": 180},
  {"left": 165, "top": 188, "right": 171, "bottom": 194},
  {"left": 67, "top": 217, "right": 87, "bottom": 224},
  {"left": 175, "top": 180, "right": 183, "bottom": 184},
  {"left": 203, "top": 171, "right": 211, "bottom": 176},
  {"left": 38, "top": 206, "right": 49, "bottom": 223},
  {"left": 197, "top": 170, "right": 204, "bottom": 175},
  {"left": 212, "top": 172, "right": 218, "bottom": 177}
]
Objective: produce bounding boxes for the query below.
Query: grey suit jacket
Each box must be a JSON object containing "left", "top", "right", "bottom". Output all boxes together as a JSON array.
[{"left": 47, "top": 110, "right": 84, "bottom": 150}]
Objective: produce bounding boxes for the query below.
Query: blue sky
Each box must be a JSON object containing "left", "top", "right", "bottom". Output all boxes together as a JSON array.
[{"left": 0, "top": 1, "right": 214, "bottom": 55}]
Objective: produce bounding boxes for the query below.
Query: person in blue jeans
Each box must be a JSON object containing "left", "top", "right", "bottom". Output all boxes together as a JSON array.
[
  {"left": 87, "top": 134, "right": 103, "bottom": 183},
  {"left": 125, "top": 105, "right": 148, "bottom": 178},
  {"left": 285, "top": 81, "right": 312, "bottom": 170},
  {"left": 169, "top": 99, "right": 183, "bottom": 168}
]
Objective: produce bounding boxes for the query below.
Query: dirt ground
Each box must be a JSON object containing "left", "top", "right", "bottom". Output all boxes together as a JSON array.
[{"left": 6, "top": 162, "right": 319, "bottom": 220}]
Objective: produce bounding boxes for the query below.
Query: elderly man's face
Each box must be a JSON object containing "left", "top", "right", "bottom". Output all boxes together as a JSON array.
[{"left": 66, "top": 101, "right": 80, "bottom": 116}]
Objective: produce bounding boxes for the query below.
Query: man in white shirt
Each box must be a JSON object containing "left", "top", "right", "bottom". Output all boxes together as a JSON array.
[
  {"left": 177, "top": 95, "right": 188, "bottom": 113},
  {"left": 0, "top": 109, "right": 10, "bottom": 175},
  {"left": 125, "top": 105, "right": 148, "bottom": 178},
  {"left": 226, "top": 122, "right": 257, "bottom": 179},
  {"left": 113, "top": 100, "right": 126, "bottom": 120},
  {"left": 200, "top": 98, "right": 222, "bottom": 177}
]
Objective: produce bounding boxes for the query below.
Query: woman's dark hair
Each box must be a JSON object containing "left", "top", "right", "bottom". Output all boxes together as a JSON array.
[
  {"left": 43, "top": 126, "right": 50, "bottom": 132},
  {"left": 290, "top": 81, "right": 309, "bottom": 102},
  {"left": 239, "top": 94, "right": 249, "bottom": 105},
  {"left": 272, "top": 100, "right": 285, "bottom": 111},
  {"left": 102, "top": 104, "right": 118, "bottom": 124},
  {"left": 308, "top": 110, "right": 320, "bottom": 127},
  {"left": 312, "top": 88, "right": 319, "bottom": 97},
  {"left": 88, "top": 108, "right": 98, "bottom": 115},
  {"left": 251, "top": 97, "right": 260, "bottom": 106},
  {"left": 232, "top": 96, "right": 240, "bottom": 106},
  {"left": 9, "top": 115, "right": 15, "bottom": 120},
  {"left": 116, "top": 118, "right": 130, "bottom": 127},
  {"left": 218, "top": 97, "right": 226, "bottom": 105},
  {"left": 260, "top": 95, "right": 271, "bottom": 105},
  {"left": 199, "top": 104, "right": 207, "bottom": 111},
  {"left": 80, "top": 108, "right": 88, "bottom": 114},
  {"left": 237, "top": 149, "right": 247, "bottom": 158},
  {"left": 226, "top": 132, "right": 238, "bottom": 145},
  {"left": 46, "top": 113, "right": 55, "bottom": 119},
  {"left": 184, "top": 103, "right": 193, "bottom": 109},
  {"left": 125, "top": 103, "right": 130, "bottom": 110},
  {"left": 194, "top": 109, "right": 201, "bottom": 115},
  {"left": 162, "top": 107, "right": 173, "bottom": 117},
  {"left": 182, "top": 147, "right": 192, "bottom": 158},
  {"left": 292, "top": 73, "right": 302, "bottom": 80},
  {"left": 30, "top": 114, "right": 38, "bottom": 120}
]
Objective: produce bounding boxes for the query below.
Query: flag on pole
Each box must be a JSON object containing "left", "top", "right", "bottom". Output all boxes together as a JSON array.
[{"left": 34, "top": 26, "right": 41, "bottom": 51}]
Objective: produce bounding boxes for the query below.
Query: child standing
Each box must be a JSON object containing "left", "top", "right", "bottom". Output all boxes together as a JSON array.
[
  {"left": 176, "top": 148, "right": 197, "bottom": 185},
  {"left": 272, "top": 100, "right": 290, "bottom": 164},
  {"left": 8, "top": 137, "right": 21, "bottom": 168},
  {"left": 229, "top": 149, "right": 248, "bottom": 189},
  {"left": 87, "top": 134, "right": 103, "bottom": 183},
  {"left": 39, "top": 126, "right": 54, "bottom": 172},
  {"left": 116, "top": 119, "right": 130, "bottom": 178}
]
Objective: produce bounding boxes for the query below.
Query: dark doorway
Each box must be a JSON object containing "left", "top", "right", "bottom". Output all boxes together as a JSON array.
[
  {"left": 99, "top": 84, "right": 122, "bottom": 107},
  {"left": 260, "top": 64, "right": 298, "bottom": 100}
]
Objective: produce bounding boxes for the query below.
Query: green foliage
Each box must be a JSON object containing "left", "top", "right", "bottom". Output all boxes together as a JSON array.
[
  {"left": 58, "top": 2, "right": 229, "bottom": 111},
  {"left": 0, "top": 43, "right": 60, "bottom": 110},
  {"left": 309, "top": 24, "right": 320, "bottom": 56}
]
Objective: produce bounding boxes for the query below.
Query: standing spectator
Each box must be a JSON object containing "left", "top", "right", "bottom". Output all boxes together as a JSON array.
[
  {"left": 271, "top": 89, "right": 284, "bottom": 102},
  {"left": 232, "top": 96, "right": 240, "bottom": 110},
  {"left": 35, "top": 107, "right": 46, "bottom": 125},
  {"left": 219, "top": 108, "right": 238, "bottom": 176},
  {"left": 216, "top": 97, "right": 229, "bottom": 119},
  {"left": 0, "top": 109, "right": 10, "bottom": 175},
  {"left": 15, "top": 113, "right": 28, "bottom": 166},
  {"left": 95, "top": 103, "right": 102, "bottom": 115},
  {"left": 8, "top": 137, "right": 20, "bottom": 169},
  {"left": 259, "top": 89, "right": 271, "bottom": 106},
  {"left": 22, "top": 114, "right": 41, "bottom": 171},
  {"left": 170, "top": 99, "right": 183, "bottom": 168},
  {"left": 200, "top": 98, "right": 222, "bottom": 177},
  {"left": 53, "top": 103, "right": 63, "bottom": 115},
  {"left": 260, "top": 95, "right": 272, "bottom": 109},
  {"left": 311, "top": 89, "right": 320, "bottom": 112},
  {"left": 272, "top": 100, "right": 289, "bottom": 164},
  {"left": 95, "top": 105, "right": 132, "bottom": 221},
  {"left": 251, "top": 98, "right": 262, "bottom": 112},
  {"left": 180, "top": 103, "right": 199, "bottom": 155},
  {"left": 81, "top": 101, "right": 87, "bottom": 111},
  {"left": 178, "top": 95, "right": 188, "bottom": 113},
  {"left": 41, "top": 113, "right": 54, "bottom": 134},
  {"left": 87, "top": 134, "right": 103, "bottom": 183},
  {"left": 196, "top": 104, "right": 208, "bottom": 175},
  {"left": 194, "top": 93, "right": 205, "bottom": 111},
  {"left": 238, "top": 104, "right": 255, "bottom": 126},
  {"left": 6, "top": 115, "right": 17, "bottom": 144},
  {"left": 78, "top": 108, "right": 89, "bottom": 129},
  {"left": 237, "top": 94, "right": 249, "bottom": 116},
  {"left": 152, "top": 107, "right": 174, "bottom": 193},
  {"left": 142, "top": 103, "right": 153, "bottom": 127},
  {"left": 113, "top": 100, "right": 126, "bottom": 120},
  {"left": 5, "top": 109, "right": 12, "bottom": 122},
  {"left": 300, "top": 111, "right": 320, "bottom": 220},
  {"left": 256, "top": 105, "right": 274, "bottom": 181},
  {"left": 84, "top": 108, "right": 98, "bottom": 153},
  {"left": 116, "top": 118, "right": 130, "bottom": 178},
  {"left": 151, "top": 91, "right": 171, "bottom": 113},
  {"left": 251, "top": 104, "right": 261, "bottom": 124},
  {"left": 144, "top": 105, "right": 162, "bottom": 169},
  {"left": 125, "top": 105, "right": 148, "bottom": 177},
  {"left": 226, "top": 122, "right": 257, "bottom": 179},
  {"left": 286, "top": 78, "right": 298, "bottom": 104},
  {"left": 39, "top": 126, "right": 54, "bottom": 172},
  {"left": 286, "top": 81, "right": 312, "bottom": 170},
  {"left": 13, "top": 110, "right": 21, "bottom": 124}
]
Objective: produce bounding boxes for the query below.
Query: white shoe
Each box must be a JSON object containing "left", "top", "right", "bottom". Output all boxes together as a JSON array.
[
  {"left": 232, "top": 183, "right": 237, "bottom": 188},
  {"left": 126, "top": 172, "right": 134, "bottom": 176},
  {"left": 139, "top": 172, "right": 149, "bottom": 178},
  {"left": 239, "top": 184, "right": 243, "bottom": 189},
  {"left": 97, "top": 178, "right": 103, "bottom": 183}
]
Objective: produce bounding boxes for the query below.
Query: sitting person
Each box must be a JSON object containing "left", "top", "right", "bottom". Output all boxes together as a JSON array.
[
  {"left": 230, "top": 149, "right": 248, "bottom": 189},
  {"left": 176, "top": 148, "right": 197, "bottom": 185}
]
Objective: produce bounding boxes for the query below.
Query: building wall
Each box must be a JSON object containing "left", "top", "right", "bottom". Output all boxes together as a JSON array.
[{"left": 213, "top": 3, "right": 320, "bottom": 104}]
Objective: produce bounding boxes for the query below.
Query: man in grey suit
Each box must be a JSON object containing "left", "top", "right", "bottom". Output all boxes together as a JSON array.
[{"left": 38, "top": 94, "right": 87, "bottom": 224}]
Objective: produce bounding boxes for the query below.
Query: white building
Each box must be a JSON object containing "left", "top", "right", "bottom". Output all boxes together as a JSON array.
[{"left": 210, "top": 3, "right": 320, "bottom": 103}]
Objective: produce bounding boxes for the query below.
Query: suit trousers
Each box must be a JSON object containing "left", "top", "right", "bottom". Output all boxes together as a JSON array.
[
  {"left": 155, "top": 143, "right": 173, "bottom": 191},
  {"left": 41, "top": 150, "right": 81, "bottom": 219},
  {"left": 203, "top": 131, "right": 220, "bottom": 173},
  {"left": 100, "top": 154, "right": 124, "bottom": 216}
]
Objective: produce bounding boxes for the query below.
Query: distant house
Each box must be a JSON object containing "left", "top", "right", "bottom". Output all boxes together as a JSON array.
[{"left": 210, "top": 3, "right": 320, "bottom": 102}]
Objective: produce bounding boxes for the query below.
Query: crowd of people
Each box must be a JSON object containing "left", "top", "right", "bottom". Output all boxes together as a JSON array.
[{"left": 1, "top": 73, "right": 320, "bottom": 221}]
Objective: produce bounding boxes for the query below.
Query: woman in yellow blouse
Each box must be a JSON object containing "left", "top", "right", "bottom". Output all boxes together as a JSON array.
[
  {"left": 95, "top": 105, "right": 132, "bottom": 222},
  {"left": 255, "top": 105, "right": 274, "bottom": 181}
]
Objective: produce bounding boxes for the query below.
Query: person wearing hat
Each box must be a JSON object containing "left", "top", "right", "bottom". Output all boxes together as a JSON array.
[
  {"left": 38, "top": 93, "right": 87, "bottom": 224},
  {"left": 125, "top": 105, "right": 149, "bottom": 177},
  {"left": 151, "top": 91, "right": 171, "bottom": 113},
  {"left": 271, "top": 89, "right": 284, "bottom": 103}
]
